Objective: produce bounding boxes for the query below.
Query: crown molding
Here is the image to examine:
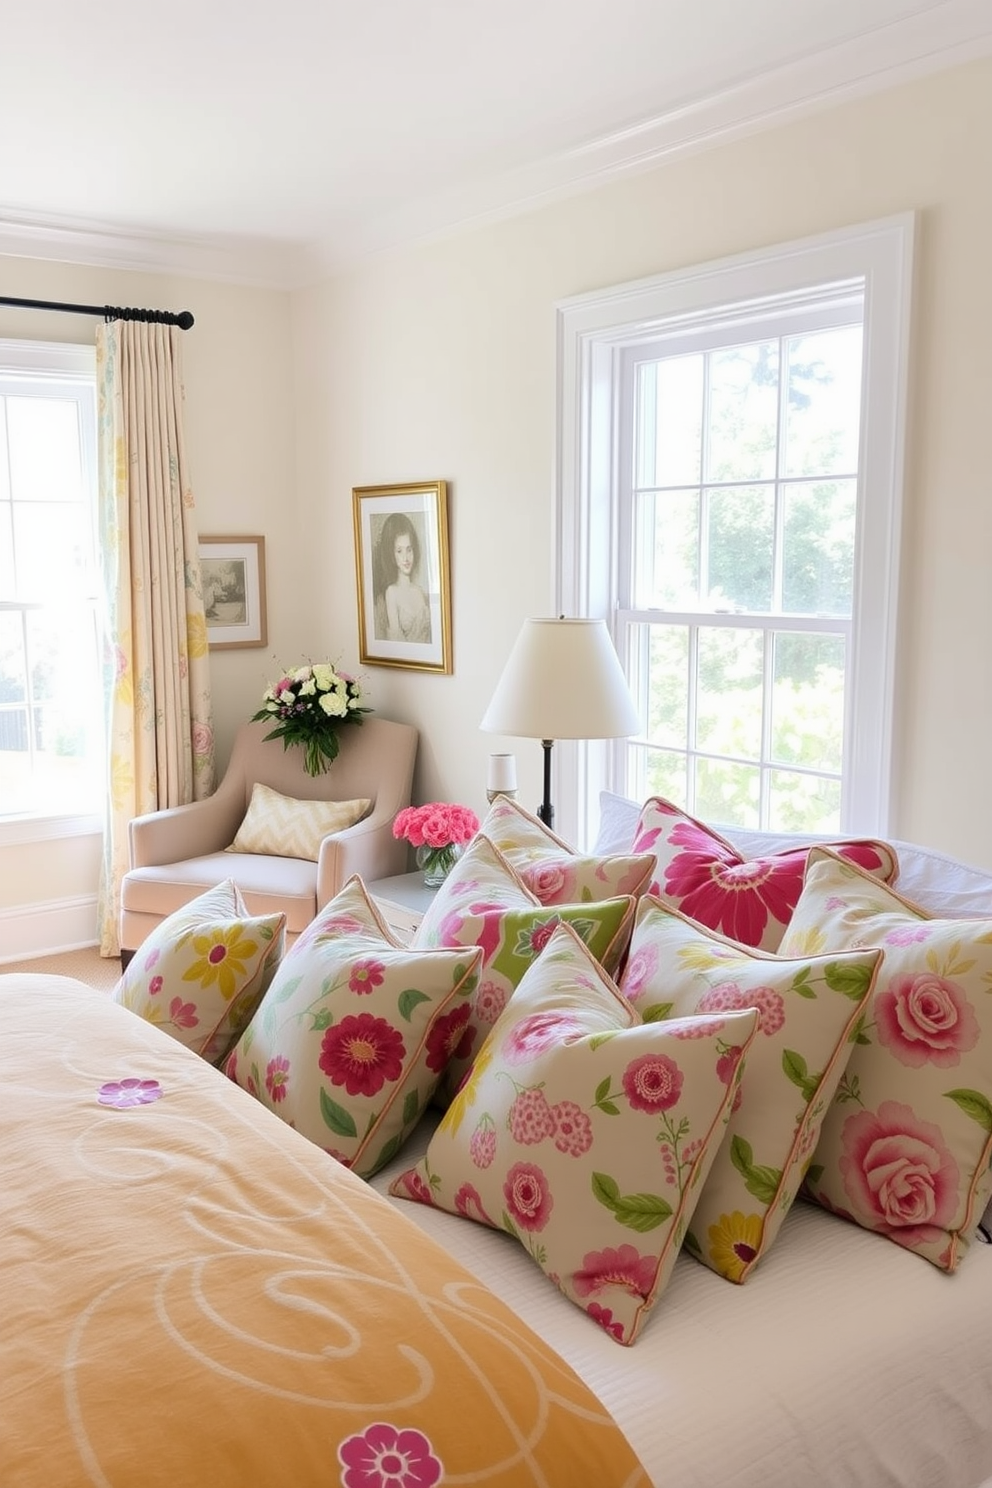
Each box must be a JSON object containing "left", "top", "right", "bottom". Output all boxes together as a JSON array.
[{"left": 1, "top": 0, "right": 991, "bottom": 291}]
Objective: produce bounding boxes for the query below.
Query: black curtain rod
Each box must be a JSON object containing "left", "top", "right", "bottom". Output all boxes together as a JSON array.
[{"left": 0, "top": 294, "right": 194, "bottom": 329}]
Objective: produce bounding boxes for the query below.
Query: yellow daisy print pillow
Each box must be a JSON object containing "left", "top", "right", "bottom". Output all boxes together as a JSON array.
[{"left": 113, "top": 880, "right": 286, "bottom": 1065}]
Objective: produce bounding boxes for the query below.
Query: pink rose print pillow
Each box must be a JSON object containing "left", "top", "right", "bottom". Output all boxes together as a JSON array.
[
  {"left": 620, "top": 895, "right": 883, "bottom": 1282},
  {"left": 632, "top": 796, "right": 898, "bottom": 951},
  {"left": 391, "top": 921, "right": 759, "bottom": 1345},
  {"left": 413, "top": 834, "right": 637, "bottom": 1106},
  {"left": 113, "top": 879, "right": 285, "bottom": 1065},
  {"left": 778, "top": 848, "right": 992, "bottom": 1270},
  {"left": 480, "top": 796, "right": 654, "bottom": 906},
  {"left": 225, "top": 877, "right": 482, "bottom": 1178}
]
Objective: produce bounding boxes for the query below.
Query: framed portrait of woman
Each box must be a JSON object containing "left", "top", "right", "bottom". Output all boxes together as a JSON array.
[{"left": 352, "top": 480, "right": 452, "bottom": 673}]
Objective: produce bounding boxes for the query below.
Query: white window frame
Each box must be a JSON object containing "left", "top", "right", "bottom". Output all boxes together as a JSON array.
[
  {"left": 555, "top": 214, "right": 915, "bottom": 850},
  {"left": 0, "top": 337, "right": 101, "bottom": 843}
]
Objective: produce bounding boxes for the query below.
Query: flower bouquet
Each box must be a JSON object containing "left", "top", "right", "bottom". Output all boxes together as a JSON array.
[
  {"left": 251, "top": 662, "right": 371, "bottom": 776},
  {"left": 393, "top": 801, "right": 480, "bottom": 885}
]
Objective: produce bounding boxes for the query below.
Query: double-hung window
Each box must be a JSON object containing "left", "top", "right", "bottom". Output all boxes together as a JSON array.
[
  {"left": 0, "top": 339, "right": 102, "bottom": 823},
  {"left": 556, "top": 217, "right": 914, "bottom": 848}
]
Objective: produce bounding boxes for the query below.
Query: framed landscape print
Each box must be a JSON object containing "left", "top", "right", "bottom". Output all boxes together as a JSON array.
[
  {"left": 199, "top": 535, "right": 267, "bottom": 649},
  {"left": 353, "top": 480, "right": 452, "bottom": 673}
]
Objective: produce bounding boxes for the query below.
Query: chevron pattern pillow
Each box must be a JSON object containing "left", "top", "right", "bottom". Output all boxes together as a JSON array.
[{"left": 227, "top": 782, "right": 371, "bottom": 861}]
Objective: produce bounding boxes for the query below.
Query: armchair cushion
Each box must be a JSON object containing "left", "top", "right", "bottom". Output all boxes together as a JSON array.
[
  {"left": 120, "top": 716, "right": 418, "bottom": 955},
  {"left": 227, "top": 782, "right": 371, "bottom": 861}
]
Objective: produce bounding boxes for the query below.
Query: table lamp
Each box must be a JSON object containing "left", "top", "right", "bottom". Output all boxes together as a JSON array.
[{"left": 480, "top": 616, "right": 640, "bottom": 829}]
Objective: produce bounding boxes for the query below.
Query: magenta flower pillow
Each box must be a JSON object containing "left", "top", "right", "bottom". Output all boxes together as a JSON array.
[
  {"left": 632, "top": 796, "right": 898, "bottom": 951},
  {"left": 480, "top": 796, "right": 654, "bottom": 905},
  {"left": 113, "top": 879, "right": 286, "bottom": 1065},
  {"left": 779, "top": 848, "right": 992, "bottom": 1269},
  {"left": 225, "top": 877, "right": 482, "bottom": 1178},
  {"left": 620, "top": 895, "right": 883, "bottom": 1281},
  {"left": 391, "top": 921, "right": 759, "bottom": 1345},
  {"left": 413, "top": 835, "right": 637, "bottom": 1104}
]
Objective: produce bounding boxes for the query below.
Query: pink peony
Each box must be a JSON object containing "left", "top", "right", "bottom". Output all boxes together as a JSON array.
[
  {"left": 503, "top": 1161, "right": 553, "bottom": 1231},
  {"left": 573, "top": 1243, "right": 657, "bottom": 1299},
  {"left": 622, "top": 1051, "right": 683, "bottom": 1113},
  {"left": 521, "top": 861, "right": 571, "bottom": 902},
  {"left": 838, "top": 1099, "right": 960, "bottom": 1243},
  {"left": 875, "top": 972, "right": 979, "bottom": 1067},
  {"left": 504, "top": 1010, "right": 584, "bottom": 1066},
  {"left": 392, "top": 802, "right": 479, "bottom": 850}
]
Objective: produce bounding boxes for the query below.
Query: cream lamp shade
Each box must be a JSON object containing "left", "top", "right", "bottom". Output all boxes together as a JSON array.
[{"left": 480, "top": 617, "right": 640, "bottom": 828}]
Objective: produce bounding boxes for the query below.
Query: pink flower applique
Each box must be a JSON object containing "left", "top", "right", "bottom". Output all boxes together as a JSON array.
[
  {"left": 98, "top": 1077, "right": 163, "bottom": 1109},
  {"left": 503, "top": 1161, "right": 553, "bottom": 1231},
  {"left": 521, "top": 861, "right": 570, "bottom": 902},
  {"left": 884, "top": 924, "right": 934, "bottom": 947},
  {"left": 147, "top": 974, "right": 164, "bottom": 996},
  {"left": 425, "top": 1001, "right": 473, "bottom": 1073},
  {"left": 621, "top": 942, "right": 659, "bottom": 1002},
  {"left": 573, "top": 1242, "right": 657, "bottom": 1299},
  {"left": 622, "top": 1051, "right": 683, "bottom": 1113},
  {"left": 349, "top": 959, "right": 386, "bottom": 995},
  {"left": 504, "top": 1010, "right": 583, "bottom": 1066},
  {"left": 875, "top": 972, "right": 979, "bottom": 1067},
  {"left": 586, "top": 1302, "right": 625, "bottom": 1340},
  {"left": 319, "top": 1013, "right": 406, "bottom": 1098},
  {"left": 550, "top": 1099, "right": 593, "bottom": 1156},
  {"left": 338, "top": 1421, "right": 443, "bottom": 1488},
  {"left": 169, "top": 997, "right": 199, "bottom": 1029},
  {"left": 265, "top": 1055, "right": 291, "bottom": 1102},
  {"left": 454, "top": 1182, "right": 494, "bottom": 1226}
]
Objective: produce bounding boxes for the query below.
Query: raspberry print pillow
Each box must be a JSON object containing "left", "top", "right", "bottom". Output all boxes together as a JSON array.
[
  {"left": 632, "top": 796, "right": 898, "bottom": 951},
  {"left": 480, "top": 796, "right": 654, "bottom": 905},
  {"left": 620, "top": 895, "right": 882, "bottom": 1281},
  {"left": 112, "top": 879, "right": 286, "bottom": 1065},
  {"left": 225, "top": 877, "right": 482, "bottom": 1178},
  {"left": 778, "top": 848, "right": 992, "bottom": 1269},
  {"left": 412, "top": 834, "right": 636, "bottom": 1105},
  {"left": 391, "top": 921, "right": 759, "bottom": 1345}
]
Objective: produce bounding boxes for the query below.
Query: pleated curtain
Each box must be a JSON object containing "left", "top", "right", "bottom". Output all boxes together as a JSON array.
[{"left": 95, "top": 320, "right": 215, "bottom": 956}]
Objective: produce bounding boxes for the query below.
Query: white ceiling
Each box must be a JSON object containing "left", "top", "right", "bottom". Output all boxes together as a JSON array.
[{"left": 1, "top": 0, "right": 990, "bottom": 288}]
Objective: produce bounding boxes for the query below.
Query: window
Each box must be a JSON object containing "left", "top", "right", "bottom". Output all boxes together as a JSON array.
[
  {"left": 556, "top": 217, "right": 914, "bottom": 849},
  {"left": 0, "top": 339, "right": 102, "bottom": 822}
]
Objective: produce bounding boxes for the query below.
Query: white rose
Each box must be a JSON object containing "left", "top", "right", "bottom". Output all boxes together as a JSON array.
[
  {"left": 312, "top": 664, "right": 336, "bottom": 691},
  {"left": 319, "top": 692, "right": 347, "bottom": 718},
  {"left": 293, "top": 666, "right": 312, "bottom": 683},
  {"left": 299, "top": 679, "right": 316, "bottom": 696},
  {"left": 265, "top": 699, "right": 279, "bottom": 713}
]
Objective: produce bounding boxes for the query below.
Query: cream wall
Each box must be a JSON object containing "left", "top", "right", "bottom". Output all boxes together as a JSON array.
[
  {"left": 294, "top": 54, "right": 992, "bottom": 871},
  {"left": 3, "top": 52, "right": 992, "bottom": 955}
]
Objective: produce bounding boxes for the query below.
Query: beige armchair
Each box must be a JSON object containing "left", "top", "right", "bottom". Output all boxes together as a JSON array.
[{"left": 119, "top": 716, "right": 418, "bottom": 959}]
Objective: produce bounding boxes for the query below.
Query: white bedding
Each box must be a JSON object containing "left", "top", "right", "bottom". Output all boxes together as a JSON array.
[{"left": 374, "top": 1116, "right": 992, "bottom": 1488}]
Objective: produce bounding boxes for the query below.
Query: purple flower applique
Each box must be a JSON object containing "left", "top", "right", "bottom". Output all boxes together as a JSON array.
[{"left": 98, "top": 1077, "right": 164, "bottom": 1109}]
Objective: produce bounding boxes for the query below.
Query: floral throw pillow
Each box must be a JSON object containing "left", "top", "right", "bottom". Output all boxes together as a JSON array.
[
  {"left": 224, "top": 877, "right": 482, "bottom": 1178},
  {"left": 413, "top": 834, "right": 637, "bottom": 1104},
  {"left": 620, "top": 896, "right": 883, "bottom": 1281},
  {"left": 632, "top": 796, "right": 898, "bottom": 951},
  {"left": 113, "top": 880, "right": 286, "bottom": 1065},
  {"left": 391, "top": 921, "right": 759, "bottom": 1345},
  {"left": 778, "top": 848, "right": 992, "bottom": 1270},
  {"left": 480, "top": 796, "right": 654, "bottom": 905}
]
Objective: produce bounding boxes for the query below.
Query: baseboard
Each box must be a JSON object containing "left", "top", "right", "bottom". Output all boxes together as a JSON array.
[{"left": 0, "top": 895, "right": 99, "bottom": 962}]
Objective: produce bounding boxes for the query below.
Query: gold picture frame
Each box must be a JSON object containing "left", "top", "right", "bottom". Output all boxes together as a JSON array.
[
  {"left": 199, "top": 535, "right": 267, "bottom": 650},
  {"left": 353, "top": 481, "right": 452, "bottom": 673}
]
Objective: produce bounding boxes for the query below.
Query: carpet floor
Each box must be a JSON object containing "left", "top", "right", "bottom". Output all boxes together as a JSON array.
[{"left": 0, "top": 946, "right": 123, "bottom": 992}]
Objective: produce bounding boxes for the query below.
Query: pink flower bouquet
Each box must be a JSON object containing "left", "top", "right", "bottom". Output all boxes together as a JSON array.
[{"left": 393, "top": 802, "right": 480, "bottom": 885}]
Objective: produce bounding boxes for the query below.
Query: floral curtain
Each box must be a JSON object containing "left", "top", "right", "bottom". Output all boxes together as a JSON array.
[{"left": 95, "top": 320, "right": 215, "bottom": 956}]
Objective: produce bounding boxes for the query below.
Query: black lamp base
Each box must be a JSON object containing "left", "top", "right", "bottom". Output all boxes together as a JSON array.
[{"left": 537, "top": 738, "right": 554, "bottom": 829}]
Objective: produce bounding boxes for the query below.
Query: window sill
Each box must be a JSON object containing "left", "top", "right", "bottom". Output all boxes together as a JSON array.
[{"left": 0, "top": 812, "right": 102, "bottom": 848}]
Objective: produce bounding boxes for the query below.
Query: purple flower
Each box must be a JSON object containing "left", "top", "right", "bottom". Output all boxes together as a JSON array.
[{"left": 98, "top": 1077, "right": 164, "bottom": 1108}]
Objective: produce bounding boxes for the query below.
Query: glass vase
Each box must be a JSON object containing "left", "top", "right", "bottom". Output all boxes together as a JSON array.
[{"left": 416, "top": 842, "right": 463, "bottom": 887}]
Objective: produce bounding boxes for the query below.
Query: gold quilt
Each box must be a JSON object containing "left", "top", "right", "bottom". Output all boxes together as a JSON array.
[{"left": 0, "top": 974, "right": 647, "bottom": 1487}]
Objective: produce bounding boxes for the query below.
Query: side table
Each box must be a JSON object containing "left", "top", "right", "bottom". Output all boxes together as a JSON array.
[{"left": 367, "top": 870, "right": 438, "bottom": 943}]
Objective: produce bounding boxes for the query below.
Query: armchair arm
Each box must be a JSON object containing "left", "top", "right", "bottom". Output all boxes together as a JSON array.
[
  {"left": 128, "top": 786, "right": 245, "bottom": 869},
  {"left": 316, "top": 809, "right": 409, "bottom": 907}
]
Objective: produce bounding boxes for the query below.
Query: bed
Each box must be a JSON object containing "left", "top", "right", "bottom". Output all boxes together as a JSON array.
[{"left": 4, "top": 801, "right": 992, "bottom": 1488}]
